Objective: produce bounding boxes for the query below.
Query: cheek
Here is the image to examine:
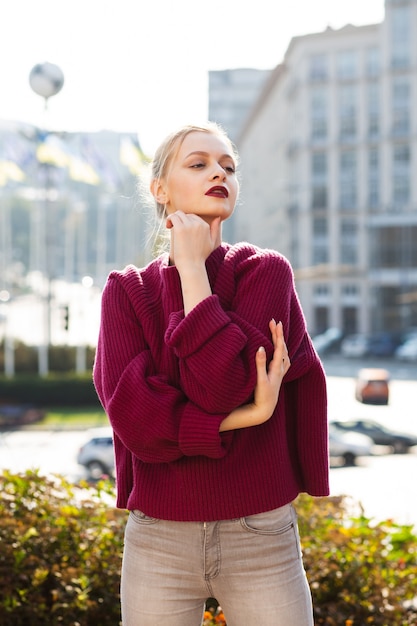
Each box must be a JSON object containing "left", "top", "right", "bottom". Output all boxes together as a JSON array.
[{"left": 230, "top": 184, "right": 239, "bottom": 207}]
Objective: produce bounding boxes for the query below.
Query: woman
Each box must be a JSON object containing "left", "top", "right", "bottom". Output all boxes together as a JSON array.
[{"left": 93, "top": 122, "right": 329, "bottom": 625}]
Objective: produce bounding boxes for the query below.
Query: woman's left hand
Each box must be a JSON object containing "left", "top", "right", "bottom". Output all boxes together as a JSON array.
[
  {"left": 219, "top": 320, "right": 291, "bottom": 432},
  {"left": 252, "top": 320, "right": 291, "bottom": 422}
]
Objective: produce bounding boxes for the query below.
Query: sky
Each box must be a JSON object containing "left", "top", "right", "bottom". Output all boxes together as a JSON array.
[{"left": 1, "top": 0, "right": 385, "bottom": 155}]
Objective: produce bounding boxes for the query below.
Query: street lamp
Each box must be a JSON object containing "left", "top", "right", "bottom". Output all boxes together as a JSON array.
[{"left": 29, "top": 62, "right": 64, "bottom": 375}]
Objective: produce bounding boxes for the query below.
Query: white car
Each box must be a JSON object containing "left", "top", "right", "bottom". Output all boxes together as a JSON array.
[
  {"left": 77, "top": 428, "right": 115, "bottom": 479},
  {"left": 340, "top": 334, "right": 369, "bottom": 358},
  {"left": 328, "top": 423, "right": 373, "bottom": 466},
  {"left": 395, "top": 337, "right": 417, "bottom": 361},
  {"left": 312, "top": 328, "right": 342, "bottom": 355}
]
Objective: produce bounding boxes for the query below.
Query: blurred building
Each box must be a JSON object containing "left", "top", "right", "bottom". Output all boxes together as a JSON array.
[
  {"left": 208, "top": 68, "right": 270, "bottom": 242},
  {"left": 0, "top": 122, "right": 149, "bottom": 294},
  {"left": 232, "top": 0, "right": 417, "bottom": 337},
  {"left": 208, "top": 68, "right": 271, "bottom": 143}
]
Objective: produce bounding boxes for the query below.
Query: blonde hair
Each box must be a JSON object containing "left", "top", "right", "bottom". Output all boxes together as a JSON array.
[{"left": 150, "top": 122, "right": 239, "bottom": 219}]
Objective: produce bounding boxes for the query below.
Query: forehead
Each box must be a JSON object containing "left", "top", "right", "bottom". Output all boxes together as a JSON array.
[{"left": 176, "top": 131, "right": 234, "bottom": 160}]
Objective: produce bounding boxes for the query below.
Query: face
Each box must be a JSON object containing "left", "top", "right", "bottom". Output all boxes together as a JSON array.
[{"left": 156, "top": 131, "right": 239, "bottom": 223}]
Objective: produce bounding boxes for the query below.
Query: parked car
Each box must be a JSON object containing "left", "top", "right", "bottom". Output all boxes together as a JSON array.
[
  {"left": 328, "top": 423, "right": 373, "bottom": 466},
  {"left": 330, "top": 419, "right": 417, "bottom": 454},
  {"left": 312, "top": 328, "right": 342, "bottom": 355},
  {"left": 355, "top": 368, "right": 390, "bottom": 405},
  {"left": 395, "top": 337, "right": 417, "bottom": 361},
  {"left": 0, "top": 403, "right": 45, "bottom": 428},
  {"left": 77, "top": 428, "right": 115, "bottom": 479},
  {"left": 401, "top": 328, "right": 417, "bottom": 343},
  {"left": 367, "top": 332, "right": 399, "bottom": 357},
  {"left": 340, "top": 334, "right": 369, "bottom": 358}
]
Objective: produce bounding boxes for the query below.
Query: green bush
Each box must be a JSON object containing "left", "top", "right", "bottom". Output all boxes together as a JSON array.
[
  {"left": 0, "top": 472, "right": 416, "bottom": 625},
  {"left": 0, "top": 471, "right": 125, "bottom": 626},
  {"left": 298, "top": 494, "right": 417, "bottom": 625},
  {"left": 0, "top": 373, "right": 100, "bottom": 407}
]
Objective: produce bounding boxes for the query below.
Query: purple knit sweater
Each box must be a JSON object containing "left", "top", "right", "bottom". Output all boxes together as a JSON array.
[{"left": 93, "top": 242, "right": 329, "bottom": 521}]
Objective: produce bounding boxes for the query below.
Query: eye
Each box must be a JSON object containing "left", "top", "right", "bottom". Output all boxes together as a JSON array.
[
  {"left": 221, "top": 162, "right": 236, "bottom": 174},
  {"left": 190, "top": 162, "right": 205, "bottom": 169}
]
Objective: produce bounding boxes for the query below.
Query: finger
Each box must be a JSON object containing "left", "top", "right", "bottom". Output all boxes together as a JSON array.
[
  {"left": 255, "top": 346, "right": 268, "bottom": 383},
  {"left": 274, "top": 322, "right": 289, "bottom": 364},
  {"left": 275, "top": 320, "right": 283, "bottom": 341},
  {"left": 269, "top": 318, "right": 277, "bottom": 333},
  {"left": 269, "top": 340, "right": 290, "bottom": 378},
  {"left": 269, "top": 319, "right": 284, "bottom": 352},
  {"left": 166, "top": 212, "right": 183, "bottom": 229},
  {"left": 268, "top": 319, "right": 278, "bottom": 349}
]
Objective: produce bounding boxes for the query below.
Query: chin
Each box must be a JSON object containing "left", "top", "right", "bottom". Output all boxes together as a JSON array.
[{"left": 204, "top": 211, "right": 233, "bottom": 224}]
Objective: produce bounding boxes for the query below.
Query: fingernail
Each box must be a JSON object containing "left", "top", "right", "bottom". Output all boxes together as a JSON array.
[{"left": 258, "top": 346, "right": 265, "bottom": 353}]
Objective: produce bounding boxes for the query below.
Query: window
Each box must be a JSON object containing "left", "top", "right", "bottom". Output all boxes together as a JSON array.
[
  {"left": 310, "top": 87, "right": 327, "bottom": 114},
  {"left": 393, "top": 144, "right": 410, "bottom": 169},
  {"left": 312, "top": 152, "right": 327, "bottom": 177},
  {"left": 312, "top": 218, "right": 329, "bottom": 264},
  {"left": 312, "top": 187, "right": 328, "bottom": 209},
  {"left": 311, "top": 152, "right": 328, "bottom": 209},
  {"left": 314, "top": 307, "right": 329, "bottom": 334},
  {"left": 314, "top": 284, "right": 329, "bottom": 296},
  {"left": 310, "top": 87, "right": 328, "bottom": 141},
  {"left": 311, "top": 118, "right": 327, "bottom": 141},
  {"left": 391, "top": 6, "right": 411, "bottom": 68},
  {"left": 340, "top": 219, "right": 358, "bottom": 264},
  {"left": 392, "top": 145, "right": 410, "bottom": 207},
  {"left": 313, "top": 217, "right": 328, "bottom": 236},
  {"left": 342, "top": 284, "right": 358, "bottom": 296},
  {"left": 371, "top": 226, "right": 417, "bottom": 268},
  {"left": 312, "top": 246, "right": 329, "bottom": 265},
  {"left": 339, "top": 151, "right": 357, "bottom": 209},
  {"left": 309, "top": 54, "right": 328, "bottom": 81},
  {"left": 369, "top": 180, "right": 380, "bottom": 209},
  {"left": 392, "top": 79, "right": 410, "bottom": 136},
  {"left": 337, "top": 50, "right": 357, "bottom": 80},
  {"left": 339, "top": 85, "right": 357, "bottom": 141},
  {"left": 366, "top": 47, "right": 380, "bottom": 77},
  {"left": 392, "top": 177, "right": 410, "bottom": 205},
  {"left": 340, "top": 184, "right": 357, "bottom": 210},
  {"left": 368, "top": 149, "right": 380, "bottom": 209},
  {"left": 367, "top": 82, "right": 380, "bottom": 138},
  {"left": 369, "top": 149, "right": 379, "bottom": 170}
]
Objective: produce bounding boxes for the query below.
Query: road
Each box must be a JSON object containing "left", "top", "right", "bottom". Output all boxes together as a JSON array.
[
  {"left": 326, "top": 373, "right": 417, "bottom": 527},
  {"left": 1, "top": 374, "right": 416, "bottom": 527}
]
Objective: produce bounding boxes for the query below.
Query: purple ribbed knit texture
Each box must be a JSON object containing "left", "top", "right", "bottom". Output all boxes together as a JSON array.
[{"left": 93, "top": 242, "right": 329, "bottom": 521}]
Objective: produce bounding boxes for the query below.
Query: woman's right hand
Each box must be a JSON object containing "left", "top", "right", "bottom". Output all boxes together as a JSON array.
[
  {"left": 166, "top": 211, "right": 221, "bottom": 270},
  {"left": 219, "top": 320, "right": 291, "bottom": 432}
]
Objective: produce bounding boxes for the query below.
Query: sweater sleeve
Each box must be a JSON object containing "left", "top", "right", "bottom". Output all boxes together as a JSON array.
[
  {"left": 284, "top": 337, "right": 330, "bottom": 496},
  {"left": 165, "top": 249, "right": 306, "bottom": 413},
  {"left": 93, "top": 274, "right": 233, "bottom": 463}
]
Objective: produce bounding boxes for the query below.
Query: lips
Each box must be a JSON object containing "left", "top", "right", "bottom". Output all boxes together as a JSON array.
[{"left": 205, "top": 186, "right": 229, "bottom": 198}]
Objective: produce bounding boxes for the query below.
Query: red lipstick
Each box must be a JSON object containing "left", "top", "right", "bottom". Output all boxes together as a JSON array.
[{"left": 205, "top": 186, "right": 229, "bottom": 198}]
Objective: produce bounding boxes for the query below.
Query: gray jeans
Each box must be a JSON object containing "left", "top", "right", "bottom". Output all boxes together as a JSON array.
[{"left": 121, "top": 503, "right": 314, "bottom": 626}]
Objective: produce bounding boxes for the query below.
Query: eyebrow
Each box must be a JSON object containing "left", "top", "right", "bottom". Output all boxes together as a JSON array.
[{"left": 185, "top": 150, "right": 234, "bottom": 160}]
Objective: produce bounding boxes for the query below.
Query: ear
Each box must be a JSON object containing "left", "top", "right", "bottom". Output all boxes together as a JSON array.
[{"left": 150, "top": 179, "right": 169, "bottom": 205}]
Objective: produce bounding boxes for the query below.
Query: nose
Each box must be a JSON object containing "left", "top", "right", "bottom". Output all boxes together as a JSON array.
[{"left": 210, "top": 163, "right": 226, "bottom": 181}]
